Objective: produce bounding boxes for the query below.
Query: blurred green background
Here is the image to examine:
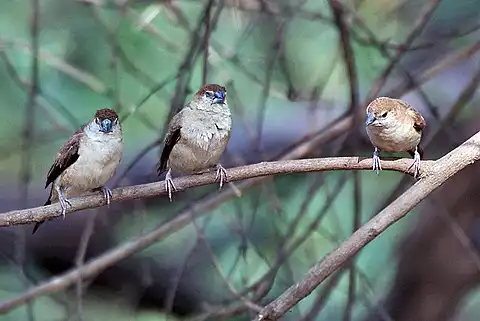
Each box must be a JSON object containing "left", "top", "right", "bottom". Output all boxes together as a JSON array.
[{"left": 0, "top": 0, "right": 479, "bottom": 320}]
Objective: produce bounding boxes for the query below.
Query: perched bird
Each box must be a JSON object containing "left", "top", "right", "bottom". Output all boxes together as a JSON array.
[
  {"left": 365, "top": 97, "right": 426, "bottom": 177},
  {"left": 33, "top": 108, "right": 123, "bottom": 234},
  {"left": 157, "top": 84, "right": 232, "bottom": 201}
]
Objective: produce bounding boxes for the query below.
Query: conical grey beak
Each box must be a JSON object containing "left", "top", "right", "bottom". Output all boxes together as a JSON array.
[
  {"left": 213, "top": 91, "right": 225, "bottom": 105},
  {"left": 101, "top": 119, "right": 112, "bottom": 132},
  {"left": 365, "top": 112, "right": 376, "bottom": 126}
]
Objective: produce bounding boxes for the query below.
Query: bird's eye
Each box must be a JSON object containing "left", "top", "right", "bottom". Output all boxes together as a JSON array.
[
  {"left": 205, "top": 91, "right": 214, "bottom": 98},
  {"left": 95, "top": 117, "right": 101, "bottom": 124},
  {"left": 381, "top": 112, "right": 388, "bottom": 118}
]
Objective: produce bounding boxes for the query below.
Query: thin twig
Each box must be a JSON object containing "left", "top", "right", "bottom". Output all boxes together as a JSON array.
[
  {"left": 329, "top": 0, "right": 358, "bottom": 116},
  {"left": 254, "top": 130, "right": 480, "bottom": 320},
  {"left": 74, "top": 211, "right": 98, "bottom": 321},
  {"left": 201, "top": 0, "right": 213, "bottom": 85},
  {"left": 342, "top": 172, "right": 361, "bottom": 321},
  {"left": 16, "top": 1, "right": 40, "bottom": 319},
  {"left": 366, "top": 0, "right": 442, "bottom": 102},
  {"left": 0, "top": 157, "right": 427, "bottom": 228},
  {"left": 0, "top": 129, "right": 478, "bottom": 313}
]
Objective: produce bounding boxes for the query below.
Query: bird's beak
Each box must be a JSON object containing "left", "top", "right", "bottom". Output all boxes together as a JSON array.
[
  {"left": 365, "top": 112, "right": 376, "bottom": 126},
  {"left": 101, "top": 119, "right": 112, "bottom": 133},
  {"left": 213, "top": 91, "right": 225, "bottom": 105}
]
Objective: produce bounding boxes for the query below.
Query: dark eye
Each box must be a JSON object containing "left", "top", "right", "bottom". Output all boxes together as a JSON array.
[
  {"left": 95, "top": 117, "right": 101, "bottom": 124},
  {"left": 381, "top": 112, "right": 388, "bottom": 117},
  {"left": 205, "top": 91, "right": 213, "bottom": 98}
]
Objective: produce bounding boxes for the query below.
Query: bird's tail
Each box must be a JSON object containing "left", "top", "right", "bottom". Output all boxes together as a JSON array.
[
  {"left": 32, "top": 191, "right": 53, "bottom": 234},
  {"left": 156, "top": 161, "right": 168, "bottom": 176},
  {"left": 32, "top": 222, "right": 43, "bottom": 234}
]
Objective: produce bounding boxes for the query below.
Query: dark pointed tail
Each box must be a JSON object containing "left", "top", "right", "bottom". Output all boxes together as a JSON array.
[{"left": 32, "top": 198, "right": 51, "bottom": 234}]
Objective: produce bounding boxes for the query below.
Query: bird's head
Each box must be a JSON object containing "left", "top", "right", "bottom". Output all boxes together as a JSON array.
[
  {"left": 365, "top": 97, "right": 402, "bottom": 128},
  {"left": 194, "top": 84, "right": 227, "bottom": 107},
  {"left": 92, "top": 108, "right": 120, "bottom": 133}
]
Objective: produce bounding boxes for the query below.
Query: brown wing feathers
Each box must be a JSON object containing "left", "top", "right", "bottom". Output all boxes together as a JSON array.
[
  {"left": 44, "top": 125, "right": 84, "bottom": 190},
  {"left": 157, "top": 126, "right": 181, "bottom": 174}
]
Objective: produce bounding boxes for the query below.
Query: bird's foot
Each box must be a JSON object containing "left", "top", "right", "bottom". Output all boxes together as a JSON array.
[
  {"left": 56, "top": 187, "right": 72, "bottom": 220},
  {"left": 102, "top": 187, "right": 113, "bottom": 206},
  {"left": 165, "top": 169, "right": 177, "bottom": 202},
  {"left": 407, "top": 148, "right": 421, "bottom": 178},
  {"left": 215, "top": 164, "right": 228, "bottom": 189},
  {"left": 372, "top": 148, "right": 382, "bottom": 175}
]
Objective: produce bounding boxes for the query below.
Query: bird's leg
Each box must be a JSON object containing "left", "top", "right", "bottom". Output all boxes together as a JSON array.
[
  {"left": 165, "top": 168, "right": 177, "bottom": 202},
  {"left": 407, "top": 146, "right": 421, "bottom": 178},
  {"left": 215, "top": 164, "right": 228, "bottom": 189},
  {"left": 372, "top": 147, "right": 382, "bottom": 175},
  {"left": 55, "top": 185, "right": 72, "bottom": 219},
  {"left": 103, "top": 187, "right": 112, "bottom": 205}
]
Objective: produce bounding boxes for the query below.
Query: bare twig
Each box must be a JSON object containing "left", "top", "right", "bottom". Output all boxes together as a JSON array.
[
  {"left": 1, "top": 38, "right": 106, "bottom": 93},
  {"left": 254, "top": 130, "right": 480, "bottom": 320},
  {"left": 366, "top": 0, "right": 441, "bottom": 102},
  {"left": 74, "top": 211, "right": 98, "bottom": 320},
  {"left": 0, "top": 129, "right": 478, "bottom": 314},
  {"left": 15, "top": 1, "right": 40, "bottom": 319},
  {"left": 0, "top": 157, "right": 426, "bottom": 228},
  {"left": 299, "top": 269, "right": 346, "bottom": 321},
  {"left": 0, "top": 157, "right": 421, "bottom": 314},
  {"left": 329, "top": 0, "right": 358, "bottom": 116},
  {"left": 201, "top": 0, "right": 214, "bottom": 85},
  {"left": 192, "top": 218, "right": 263, "bottom": 312},
  {"left": 342, "top": 171, "right": 361, "bottom": 321}
]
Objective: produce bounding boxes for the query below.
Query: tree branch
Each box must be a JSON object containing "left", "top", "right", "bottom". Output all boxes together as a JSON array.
[
  {"left": 0, "top": 157, "right": 422, "bottom": 227},
  {"left": 0, "top": 156, "right": 425, "bottom": 314},
  {"left": 0, "top": 128, "right": 477, "bottom": 314},
  {"left": 254, "top": 130, "right": 480, "bottom": 320}
]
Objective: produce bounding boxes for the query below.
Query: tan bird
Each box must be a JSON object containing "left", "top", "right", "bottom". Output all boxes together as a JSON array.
[
  {"left": 365, "top": 97, "right": 426, "bottom": 177},
  {"left": 157, "top": 84, "right": 232, "bottom": 201},
  {"left": 33, "top": 108, "right": 123, "bottom": 234}
]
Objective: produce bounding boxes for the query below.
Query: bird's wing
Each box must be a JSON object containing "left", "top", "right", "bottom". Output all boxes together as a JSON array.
[
  {"left": 411, "top": 110, "right": 426, "bottom": 132},
  {"left": 157, "top": 110, "right": 184, "bottom": 174},
  {"left": 396, "top": 99, "right": 426, "bottom": 132},
  {"left": 45, "top": 125, "right": 85, "bottom": 189}
]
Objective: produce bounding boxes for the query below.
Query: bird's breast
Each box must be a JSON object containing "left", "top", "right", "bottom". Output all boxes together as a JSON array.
[
  {"left": 60, "top": 135, "right": 123, "bottom": 193},
  {"left": 366, "top": 124, "right": 421, "bottom": 152},
  {"left": 169, "top": 117, "right": 231, "bottom": 173}
]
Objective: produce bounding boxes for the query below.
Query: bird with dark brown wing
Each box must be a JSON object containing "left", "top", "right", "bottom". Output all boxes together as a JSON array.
[
  {"left": 157, "top": 84, "right": 232, "bottom": 201},
  {"left": 33, "top": 108, "right": 124, "bottom": 234}
]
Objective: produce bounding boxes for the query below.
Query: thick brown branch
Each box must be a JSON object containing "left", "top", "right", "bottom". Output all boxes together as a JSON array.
[
  {"left": 0, "top": 157, "right": 422, "bottom": 227},
  {"left": 254, "top": 131, "right": 480, "bottom": 320}
]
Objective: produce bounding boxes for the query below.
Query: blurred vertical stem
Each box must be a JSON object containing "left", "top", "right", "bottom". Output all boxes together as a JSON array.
[
  {"left": 20, "top": 0, "right": 39, "bottom": 207},
  {"left": 15, "top": 0, "right": 40, "bottom": 320},
  {"left": 343, "top": 172, "right": 362, "bottom": 321},
  {"left": 201, "top": 0, "right": 213, "bottom": 85}
]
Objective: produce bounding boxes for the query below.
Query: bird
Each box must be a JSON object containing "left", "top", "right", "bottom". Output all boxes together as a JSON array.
[
  {"left": 32, "top": 108, "right": 124, "bottom": 234},
  {"left": 157, "top": 84, "right": 232, "bottom": 201},
  {"left": 365, "top": 97, "right": 426, "bottom": 178}
]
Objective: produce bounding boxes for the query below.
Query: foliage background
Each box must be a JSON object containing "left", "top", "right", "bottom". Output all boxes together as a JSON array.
[{"left": 0, "top": 0, "right": 479, "bottom": 320}]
